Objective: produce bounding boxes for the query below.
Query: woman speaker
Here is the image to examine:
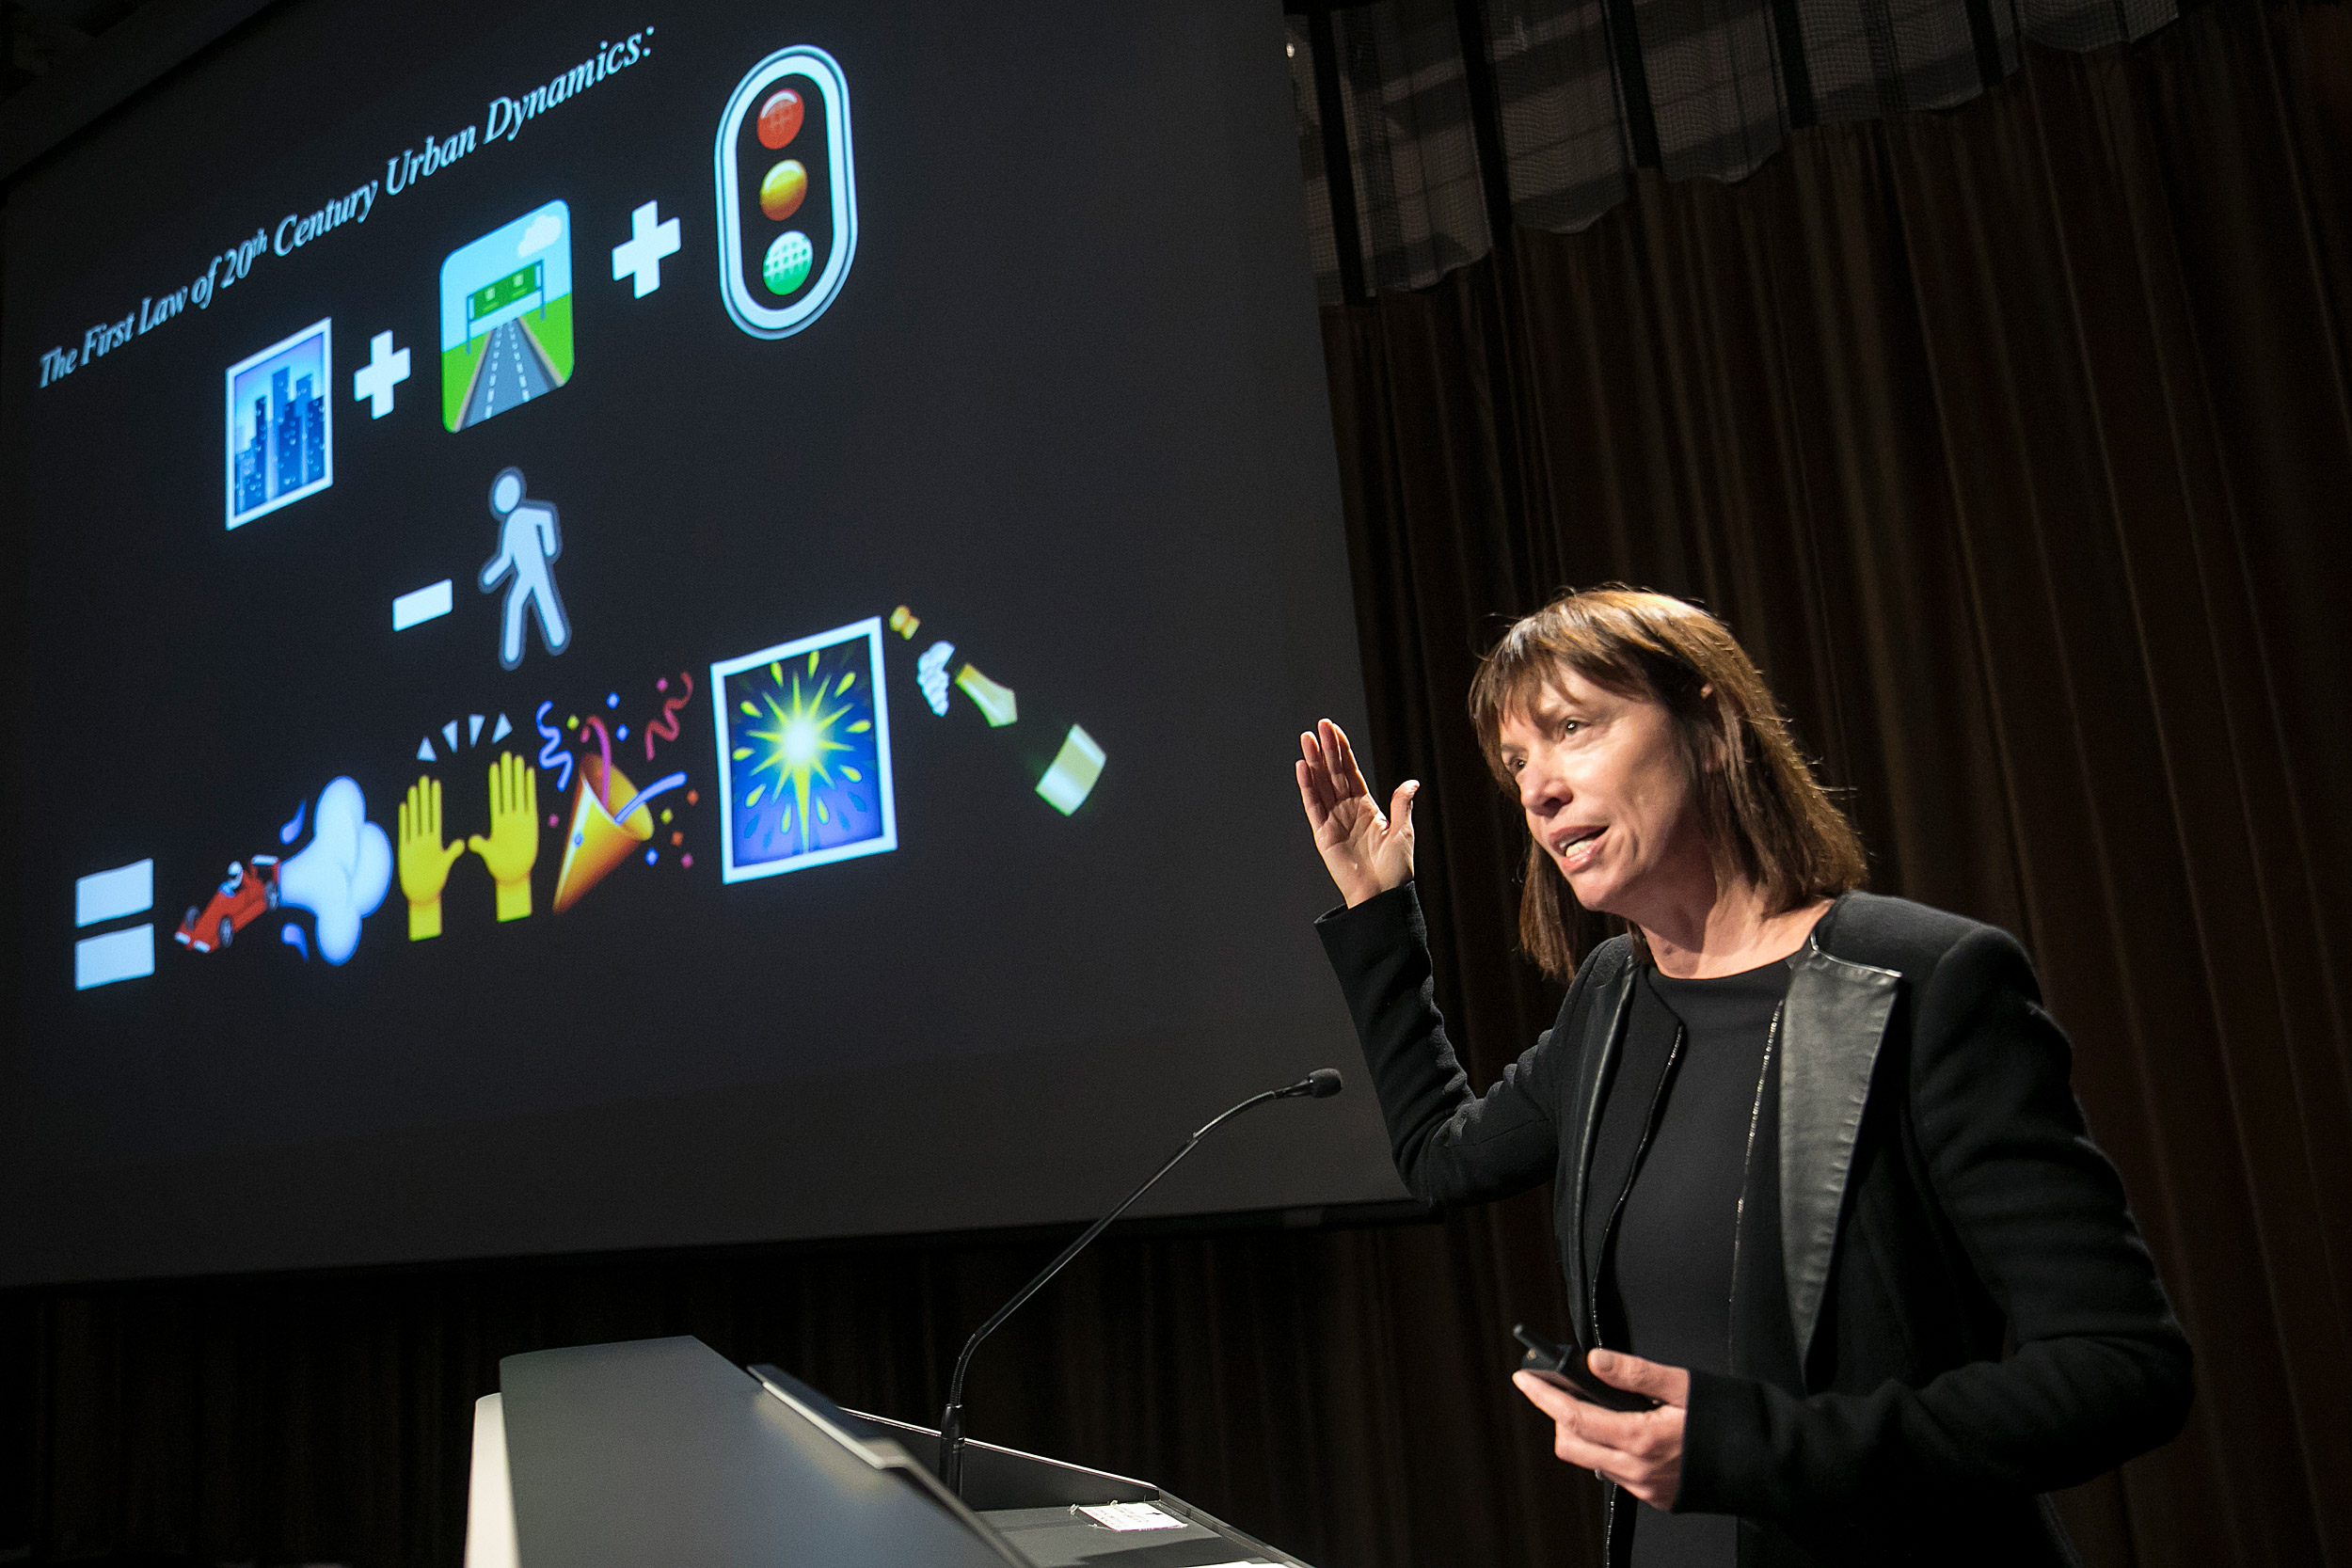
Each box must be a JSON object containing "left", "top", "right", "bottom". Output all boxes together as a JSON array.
[{"left": 1295, "top": 587, "right": 2191, "bottom": 1568}]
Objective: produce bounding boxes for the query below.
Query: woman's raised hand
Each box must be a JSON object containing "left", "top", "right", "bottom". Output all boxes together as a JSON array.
[{"left": 1295, "top": 719, "right": 1418, "bottom": 908}]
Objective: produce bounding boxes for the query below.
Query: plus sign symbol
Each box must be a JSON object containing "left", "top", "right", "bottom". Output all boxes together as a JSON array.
[
  {"left": 353, "top": 330, "right": 411, "bottom": 419},
  {"left": 612, "top": 201, "right": 682, "bottom": 298}
]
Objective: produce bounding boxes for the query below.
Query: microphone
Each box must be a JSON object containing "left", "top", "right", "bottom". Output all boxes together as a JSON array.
[
  {"left": 1280, "top": 1067, "right": 1343, "bottom": 1100},
  {"left": 936, "top": 1069, "right": 1344, "bottom": 1497}
]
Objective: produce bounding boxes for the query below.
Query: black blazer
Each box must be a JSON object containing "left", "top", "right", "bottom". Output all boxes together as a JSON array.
[{"left": 1317, "top": 885, "right": 2192, "bottom": 1568}]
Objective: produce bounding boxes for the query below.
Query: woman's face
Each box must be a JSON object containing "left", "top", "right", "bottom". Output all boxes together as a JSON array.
[{"left": 1494, "top": 667, "right": 1705, "bottom": 921}]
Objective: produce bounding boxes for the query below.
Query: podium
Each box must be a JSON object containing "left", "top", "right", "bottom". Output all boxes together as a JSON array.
[{"left": 463, "top": 1336, "right": 1315, "bottom": 1567}]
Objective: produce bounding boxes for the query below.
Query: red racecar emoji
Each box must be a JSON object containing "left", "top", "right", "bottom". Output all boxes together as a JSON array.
[{"left": 174, "top": 856, "right": 280, "bottom": 953}]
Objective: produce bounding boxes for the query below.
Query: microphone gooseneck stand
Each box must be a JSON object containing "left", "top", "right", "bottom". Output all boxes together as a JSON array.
[{"left": 936, "top": 1068, "right": 1343, "bottom": 1498}]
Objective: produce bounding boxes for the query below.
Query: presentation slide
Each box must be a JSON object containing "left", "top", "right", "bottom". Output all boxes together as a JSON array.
[{"left": 0, "top": 0, "right": 1400, "bottom": 1286}]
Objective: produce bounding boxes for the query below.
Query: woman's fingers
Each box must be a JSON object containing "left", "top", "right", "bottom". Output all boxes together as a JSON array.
[
  {"left": 1298, "top": 729, "right": 1335, "bottom": 787},
  {"left": 1549, "top": 1424, "right": 1628, "bottom": 1476},
  {"left": 1319, "top": 719, "right": 1369, "bottom": 800},
  {"left": 1297, "top": 733, "right": 1349, "bottom": 825},
  {"left": 1512, "top": 1372, "right": 1644, "bottom": 1452},
  {"left": 1535, "top": 1412, "right": 1658, "bottom": 1496},
  {"left": 1295, "top": 759, "right": 1332, "bottom": 831},
  {"left": 1302, "top": 721, "right": 1380, "bottom": 818},
  {"left": 1586, "top": 1350, "right": 1691, "bottom": 1408},
  {"left": 1514, "top": 1372, "right": 1680, "bottom": 1506},
  {"left": 1511, "top": 1370, "right": 1575, "bottom": 1418},
  {"left": 1296, "top": 729, "right": 1335, "bottom": 804},
  {"left": 1388, "top": 779, "right": 1420, "bottom": 837},
  {"left": 1313, "top": 721, "right": 1346, "bottom": 794},
  {"left": 1326, "top": 720, "right": 1369, "bottom": 797}
]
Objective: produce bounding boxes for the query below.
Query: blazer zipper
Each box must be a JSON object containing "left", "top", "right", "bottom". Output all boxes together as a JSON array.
[
  {"left": 1725, "top": 1003, "right": 1784, "bottom": 1376},
  {"left": 1593, "top": 1017, "right": 1684, "bottom": 1568}
]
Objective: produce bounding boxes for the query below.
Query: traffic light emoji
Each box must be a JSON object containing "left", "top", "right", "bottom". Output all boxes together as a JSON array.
[{"left": 716, "top": 46, "right": 858, "bottom": 339}]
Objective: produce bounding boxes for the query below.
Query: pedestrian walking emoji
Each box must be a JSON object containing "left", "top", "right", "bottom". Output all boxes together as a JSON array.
[{"left": 479, "top": 467, "right": 570, "bottom": 670}]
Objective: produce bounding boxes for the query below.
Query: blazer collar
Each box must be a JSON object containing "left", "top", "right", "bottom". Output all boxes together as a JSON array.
[{"left": 1778, "top": 914, "right": 1901, "bottom": 1367}]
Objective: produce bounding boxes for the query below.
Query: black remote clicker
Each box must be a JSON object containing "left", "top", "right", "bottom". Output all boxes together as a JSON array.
[{"left": 1512, "top": 1323, "right": 1663, "bottom": 1414}]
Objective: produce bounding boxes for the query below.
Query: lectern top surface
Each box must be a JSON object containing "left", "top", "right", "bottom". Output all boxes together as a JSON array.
[
  {"left": 500, "top": 1336, "right": 1009, "bottom": 1568},
  {"left": 980, "top": 1505, "right": 1282, "bottom": 1568}
]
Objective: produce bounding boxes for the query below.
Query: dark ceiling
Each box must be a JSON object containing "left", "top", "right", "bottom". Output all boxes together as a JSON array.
[{"left": 2, "top": 0, "right": 154, "bottom": 104}]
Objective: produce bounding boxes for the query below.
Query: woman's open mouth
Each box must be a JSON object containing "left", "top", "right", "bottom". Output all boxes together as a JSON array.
[{"left": 1552, "top": 825, "right": 1605, "bottom": 871}]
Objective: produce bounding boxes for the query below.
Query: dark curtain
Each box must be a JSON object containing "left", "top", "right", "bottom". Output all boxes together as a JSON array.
[{"left": 6, "top": 4, "right": 2348, "bottom": 1566}]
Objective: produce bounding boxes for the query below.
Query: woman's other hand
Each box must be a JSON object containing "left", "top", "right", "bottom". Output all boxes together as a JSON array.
[
  {"left": 1295, "top": 720, "right": 1417, "bottom": 908},
  {"left": 1512, "top": 1350, "right": 1691, "bottom": 1509}
]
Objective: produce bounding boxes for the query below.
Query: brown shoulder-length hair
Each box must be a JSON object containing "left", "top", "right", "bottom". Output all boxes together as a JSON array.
[{"left": 1468, "top": 586, "right": 1867, "bottom": 980}]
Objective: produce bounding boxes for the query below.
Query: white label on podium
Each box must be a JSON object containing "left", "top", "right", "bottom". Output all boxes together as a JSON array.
[{"left": 1076, "top": 1501, "right": 1186, "bottom": 1531}]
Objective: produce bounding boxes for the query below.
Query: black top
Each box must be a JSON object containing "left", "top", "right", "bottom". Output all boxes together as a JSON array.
[
  {"left": 1313, "top": 885, "right": 2191, "bottom": 1568},
  {"left": 1587, "top": 962, "right": 1788, "bottom": 1568}
]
